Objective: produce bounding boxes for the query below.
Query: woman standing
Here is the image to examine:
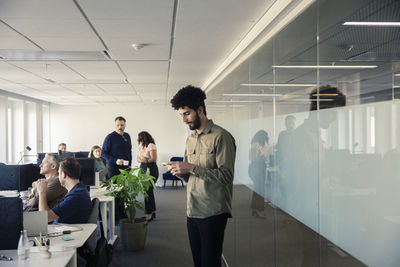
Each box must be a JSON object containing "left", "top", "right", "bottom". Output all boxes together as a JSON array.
[
  {"left": 137, "top": 131, "right": 159, "bottom": 221},
  {"left": 248, "top": 130, "right": 269, "bottom": 218}
]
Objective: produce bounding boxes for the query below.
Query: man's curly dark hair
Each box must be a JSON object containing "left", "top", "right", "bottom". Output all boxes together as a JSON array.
[{"left": 170, "top": 85, "right": 207, "bottom": 116}]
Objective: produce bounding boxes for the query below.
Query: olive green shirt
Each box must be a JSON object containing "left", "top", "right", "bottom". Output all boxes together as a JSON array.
[{"left": 180, "top": 120, "right": 236, "bottom": 218}]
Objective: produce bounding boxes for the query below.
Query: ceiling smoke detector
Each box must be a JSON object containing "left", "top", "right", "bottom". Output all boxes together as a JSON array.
[{"left": 131, "top": 43, "right": 146, "bottom": 51}]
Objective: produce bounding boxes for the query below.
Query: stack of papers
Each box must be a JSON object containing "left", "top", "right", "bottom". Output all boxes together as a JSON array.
[{"left": 55, "top": 225, "right": 83, "bottom": 232}]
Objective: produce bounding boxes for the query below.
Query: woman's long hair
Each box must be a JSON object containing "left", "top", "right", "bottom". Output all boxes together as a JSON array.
[
  {"left": 137, "top": 131, "right": 155, "bottom": 147},
  {"left": 88, "top": 145, "right": 101, "bottom": 158}
]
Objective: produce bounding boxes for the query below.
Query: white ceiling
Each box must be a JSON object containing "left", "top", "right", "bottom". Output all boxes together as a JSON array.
[{"left": 0, "top": 0, "right": 274, "bottom": 105}]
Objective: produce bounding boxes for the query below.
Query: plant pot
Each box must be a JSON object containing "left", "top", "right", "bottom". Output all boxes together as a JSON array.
[{"left": 120, "top": 217, "right": 148, "bottom": 251}]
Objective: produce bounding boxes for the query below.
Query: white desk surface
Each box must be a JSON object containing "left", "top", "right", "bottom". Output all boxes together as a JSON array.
[
  {"left": 0, "top": 224, "right": 97, "bottom": 267},
  {"left": 47, "top": 223, "right": 97, "bottom": 248},
  {"left": 0, "top": 249, "right": 75, "bottom": 267}
]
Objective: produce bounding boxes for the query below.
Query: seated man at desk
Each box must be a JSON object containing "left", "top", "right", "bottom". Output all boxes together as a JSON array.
[
  {"left": 36, "top": 157, "right": 92, "bottom": 223},
  {"left": 24, "top": 154, "right": 67, "bottom": 211}
]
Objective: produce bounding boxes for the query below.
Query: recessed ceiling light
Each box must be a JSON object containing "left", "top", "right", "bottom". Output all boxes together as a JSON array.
[
  {"left": 240, "top": 83, "right": 315, "bottom": 87},
  {"left": 223, "top": 93, "right": 282, "bottom": 97},
  {"left": 393, "top": 86, "right": 400, "bottom": 88},
  {"left": 343, "top": 22, "right": 400, "bottom": 27},
  {"left": 272, "top": 65, "right": 377, "bottom": 69},
  {"left": 131, "top": 43, "right": 146, "bottom": 51},
  {"left": 394, "top": 74, "right": 400, "bottom": 77}
]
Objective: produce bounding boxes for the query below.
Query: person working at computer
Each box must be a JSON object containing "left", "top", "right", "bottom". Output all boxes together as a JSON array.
[
  {"left": 58, "top": 143, "right": 67, "bottom": 154},
  {"left": 36, "top": 157, "right": 92, "bottom": 223},
  {"left": 24, "top": 154, "right": 67, "bottom": 211},
  {"left": 88, "top": 145, "right": 107, "bottom": 172}
]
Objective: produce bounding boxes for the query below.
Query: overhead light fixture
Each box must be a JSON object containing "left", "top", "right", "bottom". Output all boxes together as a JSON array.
[
  {"left": 240, "top": 83, "right": 316, "bottom": 87},
  {"left": 343, "top": 22, "right": 400, "bottom": 27},
  {"left": 208, "top": 104, "right": 246, "bottom": 108},
  {"left": 393, "top": 86, "right": 400, "bottom": 88},
  {"left": 202, "top": 0, "right": 315, "bottom": 93},
  {"left": 272, "top": 65, "right": 377, "bottom": 69},
  {"left": 289, "top": 99, "right": 334, "bottom": 102},
  {"left": 131, "top": 43, "right": 147, "bottom": 51},
  {"left": 223, "top": 93, "right": 282, "bottom": 97},
  {"left": 213, "top": 100, "right": 260, "bottom": 103},
  {"left": 394, "top": 74, "right": 400, "bottom": 77},
  {"left": 312, "top": 93, "right": 338, "bottom": 96}
]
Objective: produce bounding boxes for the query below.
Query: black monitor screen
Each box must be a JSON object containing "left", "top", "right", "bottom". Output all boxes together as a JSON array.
[
  {"left": 59, "top": 152, "right": 75, "bottom": 159},
  {"left": 19, "top": 164, "right": 43, "bottom": 191},
  {"left": 74, "top": 151, "right": 89, "bottom": 158},
  {"left": 76, "top": 158, "right": 95, "bottom": 186}
]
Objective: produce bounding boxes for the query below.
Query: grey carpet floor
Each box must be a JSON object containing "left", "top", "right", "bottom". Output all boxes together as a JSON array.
[
  {"left": 108, "top": 185, "right": 365, "bottom": 267},
  {"left": 109, "top": 185, "right": 193, "bottom": 267}
]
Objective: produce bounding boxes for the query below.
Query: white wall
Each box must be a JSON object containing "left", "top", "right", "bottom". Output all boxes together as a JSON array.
[{"left": 49, "top": 104, "right": 189, "bottom": 172}]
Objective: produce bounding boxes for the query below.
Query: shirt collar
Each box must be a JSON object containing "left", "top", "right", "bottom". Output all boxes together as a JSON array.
[{"left": 195, "top": 119, "right": 214, "bottom": 136}]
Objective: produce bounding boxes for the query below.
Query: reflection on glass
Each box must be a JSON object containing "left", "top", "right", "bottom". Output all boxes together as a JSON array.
[{"left": 248, "top": 130, "right": 269, "bottom": 219}]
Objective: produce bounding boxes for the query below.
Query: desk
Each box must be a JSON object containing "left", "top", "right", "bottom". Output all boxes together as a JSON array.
[
  {"left": 90, "top": 189, "right": 118, "bottom": 244},
  {"left": 0, "top": 224, "right": 96, "bottom": 267},
  {"left": 0, "top": 249, "right": 75, "bottom": 267}
]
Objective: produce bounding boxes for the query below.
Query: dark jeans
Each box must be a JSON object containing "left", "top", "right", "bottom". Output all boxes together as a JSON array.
[
  {"left": 107, "top": 164, "right": 128, "bottom": 222},
  {"left": 187, "top": 213, "right": 229, "bottom": 267},
  {"left": 140, "top": 162, "right": 159, "bottom": 214}
]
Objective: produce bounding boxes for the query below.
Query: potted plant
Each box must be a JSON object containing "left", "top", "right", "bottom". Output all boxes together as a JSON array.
[{"left": 102, "top": 167, "right": 156, "bottom": 251}]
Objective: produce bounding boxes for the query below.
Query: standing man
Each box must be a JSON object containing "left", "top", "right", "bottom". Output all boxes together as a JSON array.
[
  {"left": 101, "top": 116, "right": 132, "bottom": 221},
  {"left": 169, "top": 85, "right": 236, "bottom": 267}
]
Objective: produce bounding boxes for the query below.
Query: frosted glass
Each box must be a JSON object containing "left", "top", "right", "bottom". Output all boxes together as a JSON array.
[{"left": 223, "top": 99, "right": 400, "bottom": 266}]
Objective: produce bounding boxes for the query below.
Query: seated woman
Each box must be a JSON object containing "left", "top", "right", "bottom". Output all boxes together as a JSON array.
[
  {"left": 89, "top": 145, "right": 106, "bottom": 172},
  {"left": 137, "top": 131, "right": 159, "bottom": 221}
]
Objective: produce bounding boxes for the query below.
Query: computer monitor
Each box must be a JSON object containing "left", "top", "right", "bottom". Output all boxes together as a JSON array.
[
  {"left": 19, "top": 163, "right": 43, "bottom": 191},
  {"left": 76, "top": 158, "right": 96, "bottom": 186},
  {"left": 74, "top": 151, "right": 89, "bottom": 158},
  {"left": 59, "top": 152, "right": 75, "bottom": 159}
]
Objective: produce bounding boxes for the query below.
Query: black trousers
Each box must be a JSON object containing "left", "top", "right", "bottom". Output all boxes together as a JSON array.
[
  {"left": 187, "top": 213, "right": 229, "bottom": 267},
  {"left": 107, "top": 164, "right": 128, "bottom": 221},
  {"left": 140, "top": 162, "right": 159, "bottom": 214}
]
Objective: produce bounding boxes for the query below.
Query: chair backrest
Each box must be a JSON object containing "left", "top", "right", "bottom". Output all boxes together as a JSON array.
[
  {"left": 0, "top": 197, "right": 23, "bottom": 249},
  {"left": 87, "top": 198, "right": 100, "bottom": 224},
  {"left": 85, "top": 198, "right": 100, "bottom": 253},
  {"left": 170, "top": 157, "right": 183, "bottom": 162}
]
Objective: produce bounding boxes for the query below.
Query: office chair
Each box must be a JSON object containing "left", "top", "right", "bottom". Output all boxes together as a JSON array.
[
  {"left": 162, "top": 157, "right": 184, "bottom": 188},
  {"left": 85, "top": 198, "right": 100, "bottom": 254}
]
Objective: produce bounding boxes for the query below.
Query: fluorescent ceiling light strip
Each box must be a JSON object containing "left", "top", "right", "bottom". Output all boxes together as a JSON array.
[
  {"left": 289, "top": 99, "right": 334, "bottom": 102},
  {"left": 203, "top": 0, "right": 315, "bottom": 93},
  {"left": 393, "top": 86, "right": 400, "bottom": 88},
  {"left": 343, "top": 22, "right": 400, "bottom": 27},
  {"left": 395, "top": 74, "right": 400, "bottom": 77},
  {"left": 272, "top": 65, "right": 377, "bottom": 69},
  {"left": 312, "top": 93, "right": 338, "bottom": 96},
  {"left": 241, "top": 83, "right": 315, "bottom": 87},
  {"left": 223, "top": 93, "right": 282, "bottom": 97},
  {"left": 214, "top": 100, "right": 260, "bottom": 103}
]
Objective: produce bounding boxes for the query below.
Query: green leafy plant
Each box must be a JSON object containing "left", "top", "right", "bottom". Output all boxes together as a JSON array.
[{"left": 102, "top": 167, "right": 156, "bottom": 221}]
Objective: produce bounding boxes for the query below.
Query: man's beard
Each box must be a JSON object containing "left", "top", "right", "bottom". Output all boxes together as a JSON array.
[{"left": 188, "top": 112, "right": 201, "bottom": 130}]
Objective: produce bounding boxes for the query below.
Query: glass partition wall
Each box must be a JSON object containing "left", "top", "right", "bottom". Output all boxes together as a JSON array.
[{"left": 208, "top": 0, "right": 400, "bottom": 266}]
